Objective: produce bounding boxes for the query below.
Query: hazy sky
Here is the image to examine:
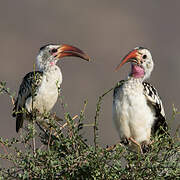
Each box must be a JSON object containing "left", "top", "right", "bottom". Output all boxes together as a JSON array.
[{"left": 0, "top": 1, "right": 179, "bottom": 147}]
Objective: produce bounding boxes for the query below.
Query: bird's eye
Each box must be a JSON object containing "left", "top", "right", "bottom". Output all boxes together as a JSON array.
[
  {"left": 142, "top": 54, "right": 147, "bottom": 59},
  {"left": 50, "top": 48, "right": 57, "bottom": 54}
]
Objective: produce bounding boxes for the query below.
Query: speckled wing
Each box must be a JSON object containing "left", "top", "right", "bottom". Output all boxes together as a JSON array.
[
  {"left": 113, "top": 80, "right": 125, "bottom": 100},
  {"left": 112, "top": 80, "right": 126, "bottom": 140},
  {"left": 12, "top": 71, "right": 43, "bottom": 132},
  {"left": 143, "top": 82, "right": 168, "bottom": 135}
]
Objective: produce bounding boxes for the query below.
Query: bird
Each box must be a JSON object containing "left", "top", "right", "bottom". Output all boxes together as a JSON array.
[
  {"left": 113, "top": 47, "right": 168, "bottom": 153},
  {"left": 13, "top": 44, "right": 90, "bottom": 133}
]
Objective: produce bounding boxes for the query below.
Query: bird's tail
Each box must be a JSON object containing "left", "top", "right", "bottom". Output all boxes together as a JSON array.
[
  {"left": 16, "top": 113, "right": 24, "bottom": 133},
  {"left": 12, "top": 102, "right": 24, "bottom": 133}
]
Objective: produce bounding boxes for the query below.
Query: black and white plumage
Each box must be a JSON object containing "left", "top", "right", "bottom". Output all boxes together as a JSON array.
[
  {"left": 13, "top": 44, "right": 90, "bottom": 132},
  {"left": 113, "top": 47, "right": 168, "bottom": 152}
]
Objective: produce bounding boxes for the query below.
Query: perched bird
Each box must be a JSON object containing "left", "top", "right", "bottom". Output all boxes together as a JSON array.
[
  {"left": 113, "top": 47, "right": 168, "bottom": 152},
  {"left": 13, "top": 44, "right": 90, "bottom": 132}
]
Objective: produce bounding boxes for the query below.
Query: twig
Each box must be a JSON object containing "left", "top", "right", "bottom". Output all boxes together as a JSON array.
[
  {"left": 59, "top": 93, "right": 66, "bottom": 115},
  {"left": 48, "top": 127, "right": 52, "bottom": 150},
  {"left": 51, "top": 113, "right": 63, "bottom": 122},
  {"left": 60, "top": 115, "right": 78, "bottom": 130},
  {"left": 94, "top": 87, "right": 114, "bottom": 150},
  {"left": 81, "top": 100, "right": 87, "bottom": 115},
  {"left": 0, "top": 142, "right": 8, "bottom": 155},
  {"left": 83, "top": 123, "right": 95, "bottom": 127},
  {"left": 0, "top": 81, "right": 15, "bottom": 105},
  {"left": 11, "top": 96, "right": 15, "bottom": 105},
  {"left": 32, "top": 114, "right": 36, "bottom": 155},
  {"left": 52, "top": 115, "right": 78, "bottom": 138},
  {"left": 32, "top": 135, "right": 36, "bottom": 155}
]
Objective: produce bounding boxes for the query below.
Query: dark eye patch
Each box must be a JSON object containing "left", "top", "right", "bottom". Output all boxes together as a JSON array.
[
  {"left": 143, "top": 54, "right": 147, "bottom": 59},
  {"left": 51, "top": 48, "right": 57, "bottom": 53}
]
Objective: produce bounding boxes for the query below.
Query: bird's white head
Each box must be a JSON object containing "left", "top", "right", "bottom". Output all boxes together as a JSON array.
[
  {"left": 115, "top": 47, "right": 154, "bottom": 80},
  {"left": 36, "top": 44, "right": 90, "bottom": 71}
]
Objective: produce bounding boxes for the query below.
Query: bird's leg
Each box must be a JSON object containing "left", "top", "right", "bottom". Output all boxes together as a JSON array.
[
  {"left": 129, "top": 137, "right": 143, "bottom": 154},
  {"left": 149, "top": 140, "right": 154, "bottom": 145}
]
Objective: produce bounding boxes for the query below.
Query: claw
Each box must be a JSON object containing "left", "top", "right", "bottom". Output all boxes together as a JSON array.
[{"left": 129, "top": 137, "right": 143, "bottom": 154}]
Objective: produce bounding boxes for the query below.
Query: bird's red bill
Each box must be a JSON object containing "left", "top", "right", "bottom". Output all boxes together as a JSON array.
[
  {"left": 57, "top": 44, "right": 90, "bottom": 61},
  {"left": 115, "top": 49, "right": 138, "bottom": 71}
]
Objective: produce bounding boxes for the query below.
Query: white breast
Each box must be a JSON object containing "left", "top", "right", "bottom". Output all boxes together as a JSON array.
[
  {"left": 26, "top": 66, "right": 62, "bottom": 113},
  {"left": 113, "top": 79, "right": 155, "bottom": 143}
]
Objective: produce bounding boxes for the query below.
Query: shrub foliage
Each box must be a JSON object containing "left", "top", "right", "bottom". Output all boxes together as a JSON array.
[{"left": 0, "top": 81, "right": 179, "bottom": 179}]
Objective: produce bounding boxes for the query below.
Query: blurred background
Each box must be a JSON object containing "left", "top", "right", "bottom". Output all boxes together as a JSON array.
[{"left": 0, "top": 1, "right": 179, "bottom": 148}]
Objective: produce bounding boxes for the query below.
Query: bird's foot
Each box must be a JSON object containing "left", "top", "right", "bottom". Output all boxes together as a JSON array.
[
  {"left": 129, "top": 137, "right": 143, "bottom": 154},
  {"left": 149, "top": 140, "right": 154, "bottom": 145},
  {"left": 120, "top": 137, "right": 129, "bottom": 145}
]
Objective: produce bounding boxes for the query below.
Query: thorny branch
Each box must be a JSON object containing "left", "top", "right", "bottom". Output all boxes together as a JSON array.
[
  {"left": 94, "top": 87, "right": 114, "bottom": 150},
  {"left": 0, "top": 81, "right": 15, "bottom": 105}
]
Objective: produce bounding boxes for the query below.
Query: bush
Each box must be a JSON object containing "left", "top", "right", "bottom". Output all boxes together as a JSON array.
[{"left": 0, "top": 81, "right": 179, "bottom": 179}]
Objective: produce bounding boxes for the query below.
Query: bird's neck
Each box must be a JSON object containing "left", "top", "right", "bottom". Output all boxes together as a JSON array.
[
  {"left": 43, "top": 65, "right": 63, "bottom": 85},
  {"left": 130, "top": 64, "right": 145, "bottom": 79},
  {"left": 127, "top": 76, "right": 143, "bottom": 84},
  {"left": 36, "top": 55, "right": 58, "bottom": 72},
  {"left": 44, "top": 64, "right": 59, "bottom": 72},
  {"left": 37, "top": 62, "right": 59, "bottom": 72}
]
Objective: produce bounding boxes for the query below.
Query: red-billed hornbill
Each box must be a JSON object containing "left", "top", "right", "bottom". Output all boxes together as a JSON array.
[
  {"left": 113, "top": 47, "right": 168, "bottom": 153},
  {"left": 13, "top": 44, "right": 90, "bottom": 132}
]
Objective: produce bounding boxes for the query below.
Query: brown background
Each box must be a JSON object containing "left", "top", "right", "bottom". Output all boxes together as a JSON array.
[{"left": 0, "top": 1, "right": 179, "bottom": 148}]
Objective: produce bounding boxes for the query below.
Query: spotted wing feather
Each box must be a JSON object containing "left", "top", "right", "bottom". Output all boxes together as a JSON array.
[
  {"left": 113, "top": 80, "right": 125, "bottom": 100},
  {"left": 12, "top": 71, "right": 43, "bottom": 132},
  {"left": 143, "top": 82, "right": 168, "bottom": 135}
]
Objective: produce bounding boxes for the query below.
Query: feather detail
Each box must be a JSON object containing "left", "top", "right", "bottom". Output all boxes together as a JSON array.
[
  {"left": 113, "top": 80, "right": 168, "bottom": 145},
  {"left": 13, "top": 71, "right": 43, "bottom": 132},
  {"left": 143, "top": 82, "right": 168, "bottom": 135}
]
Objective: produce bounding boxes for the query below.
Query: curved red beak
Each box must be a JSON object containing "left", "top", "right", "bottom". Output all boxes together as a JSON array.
[
  {"left": 115, "top": 49, "right": 140, "bottom": 71},
  {"left": 56, "top": 44, "right": 90, "bottom": 61}
]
